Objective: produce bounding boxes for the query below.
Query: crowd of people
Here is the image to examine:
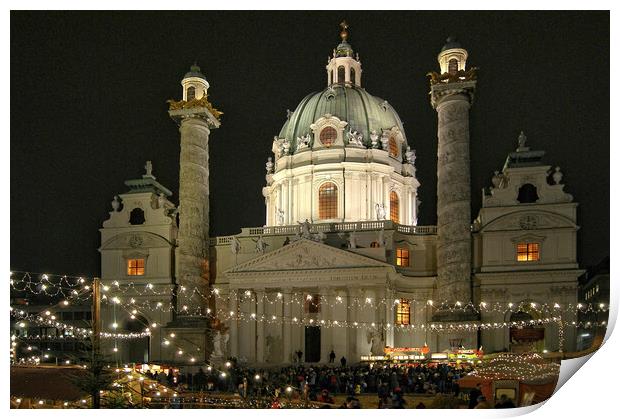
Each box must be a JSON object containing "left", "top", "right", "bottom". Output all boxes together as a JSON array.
[{"left": 141, "top": 360, "right": 499, "bottom": 409}]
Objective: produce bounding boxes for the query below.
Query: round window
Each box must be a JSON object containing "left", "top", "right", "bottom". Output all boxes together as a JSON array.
[{"left": 320, "top": 127, "right": 337, "bottom": 147}]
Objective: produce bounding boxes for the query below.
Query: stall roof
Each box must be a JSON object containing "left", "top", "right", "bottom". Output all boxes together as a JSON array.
[{"left": 11, "top": 366, "right": 89, "bottom": 401}]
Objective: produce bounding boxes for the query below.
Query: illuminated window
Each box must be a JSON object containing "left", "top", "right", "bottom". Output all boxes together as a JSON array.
[
  {"left": 388, "top": 136, "right": 398, "bottom": 158},
  {"left": 127, "top": 258, "right": 145, "bottom": 276},
  {"left": 319, "top": 126, "right": 337, "bottom": 147},
  {"left": 187, "top": 86, "right": 196, "bottom": 101},
  {"left": 305, "top": 294, "right": 321, "bottom": 314},
  {"left": 390, "top": 191, "right": 400, "bottom": 224},
  {"left": 516, "top": 243, "right": 540, "bottom": 262},
  {"left": 448, "top": 58, "right": 458, "bottom": 75},
  {"left": 396, "top": 299, "right": 410, "bottom": 325},
  {"left": 396, "top": 248, "right": 409, "bottom": 267},
  {"left": 318, "top": 182, "right": 338, "bottom": 219}
]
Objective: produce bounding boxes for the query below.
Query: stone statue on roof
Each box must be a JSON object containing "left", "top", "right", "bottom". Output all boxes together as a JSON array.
[
  {"left": 145, "top": 160, "right": 153, "bottom": 177},
  {"left": 517, "top": 131, "right": 528, "bottom": 150}
]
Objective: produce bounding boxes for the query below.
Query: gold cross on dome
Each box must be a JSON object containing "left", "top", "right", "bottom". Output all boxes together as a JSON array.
[{"left": 340, "top": 20, "right": 349, "bottom": 41}]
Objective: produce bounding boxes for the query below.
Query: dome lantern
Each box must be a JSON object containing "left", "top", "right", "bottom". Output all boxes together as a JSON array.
[
  {"left": 181, "top": 63, "right": 210, "bottom": 102},
  {"left": 326, "top": 21, "right": 362, "bottom": 87}
]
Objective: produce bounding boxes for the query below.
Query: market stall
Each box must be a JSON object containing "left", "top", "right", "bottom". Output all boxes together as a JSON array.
[{"left": 458, "top": 353, "right": 560, "bottom": 407}]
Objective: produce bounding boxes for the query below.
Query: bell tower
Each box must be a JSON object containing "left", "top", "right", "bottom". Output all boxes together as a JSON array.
[
  {"left": 428, "top": 37, "right": 478, "bottom": 323},
  {"left": 165, "top": 64, "right": 222, "bottom": 360}
]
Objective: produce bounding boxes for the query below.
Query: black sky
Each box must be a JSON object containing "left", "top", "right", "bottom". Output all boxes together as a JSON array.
[{"left": 10, "top": 11, "right": 609, "bottom": 277}]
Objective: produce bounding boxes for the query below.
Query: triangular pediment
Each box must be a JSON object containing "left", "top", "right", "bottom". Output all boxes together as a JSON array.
[{"left": 226, "top": 239, "right": 392, "bottom": 273}]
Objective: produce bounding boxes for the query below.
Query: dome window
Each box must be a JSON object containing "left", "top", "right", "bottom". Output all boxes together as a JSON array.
[
  {"left": 318, "top": 182, "right": 338, "bottom": 219},
  {"left": 337, "top": 66, "right": 345, "bottom": 83},
  {"left": 319, "top": 126, "right": 337, "bottom": 147},
  {"left": 388, "top": 136, "right": 399, "bottom": 158},
  {"left": 390, "top": 191, "right": 400, "bottom": 224},
  {"left": 187, "top": 86, "right": 196, "bottom": 101},
  {"left": 350, "top": 68, "right": 356, "bottom": 85}
]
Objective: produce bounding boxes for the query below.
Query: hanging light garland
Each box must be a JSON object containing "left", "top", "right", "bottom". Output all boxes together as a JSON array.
[{"left": 11, "top": 271, "right": 609, "bottom": 317}]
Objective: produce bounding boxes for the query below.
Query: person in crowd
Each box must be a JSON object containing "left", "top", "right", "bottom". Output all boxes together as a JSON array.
[
  {"left": 468, "top": 383, "right": 482, "bottom": 409},
  {"left": 495, "top": 394, "right": 516, "bottom": 408},
  {"left": 329, "top": 350, "right": 336, "bottom": 363},
  {"left": 340, "top": 356, "right": 347, "bottom": 367},
  {"left": 474, "top": 395, "right": 491, "bottom": 409}
]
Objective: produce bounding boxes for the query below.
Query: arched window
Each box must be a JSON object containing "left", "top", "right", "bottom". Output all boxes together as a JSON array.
[
  {"left": 388, "top": 136, "right": 399, "bottom": 158},
  {"left": 390, "top": 191, "right": 400, "bottom": 224},
  {"left": 350, "top": 68, "right": 356, "bottom": 84},
  {"left": 187, "top": 86, "right": 196, "bottom": 101},
  {"left": 448, "top": 58, "right": 459, "bottom": 75},
  {"left": 370, "top": 241, "right": 380, "bottom": 248},
  {"left": 129, "top": 208, "right": 145, "bottom": 225},
  {"left": 318, "top": 182, "right": 338, "bottom": 219},
  {"left": 319, "top": 126, "right": 337, "bottom": 147},
  {"left": 517, "top": 183, "right": 539, "bottom": 203},
  {"left": 337, "top": 66, "right": 345, "bottom": 83}
]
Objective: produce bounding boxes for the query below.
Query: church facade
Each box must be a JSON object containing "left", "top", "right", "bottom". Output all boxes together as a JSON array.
[{"left": 98, "top": 25, "right": 583, "bottom": 366}]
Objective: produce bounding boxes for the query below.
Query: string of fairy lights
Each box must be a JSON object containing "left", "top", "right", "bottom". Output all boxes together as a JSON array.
[
  {"left": 10, "top": 271, "right": 609, "bottom": 315},
  {"left": 10, "top": 270, "right": 609, "bottom": 368}
]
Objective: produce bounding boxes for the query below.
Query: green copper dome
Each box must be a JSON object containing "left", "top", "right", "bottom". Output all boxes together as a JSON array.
[{"left": 278, "top": 85, "right": 406, "bottom": 145}]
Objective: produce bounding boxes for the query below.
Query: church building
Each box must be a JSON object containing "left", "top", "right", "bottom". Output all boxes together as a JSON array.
[{"left": 98, "top": 23, "right": 583, "bottom": 366}]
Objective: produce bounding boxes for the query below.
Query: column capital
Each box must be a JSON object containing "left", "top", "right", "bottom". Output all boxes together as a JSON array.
[{"left": 430, "top": 80, "right": 477, "bottom": 109}]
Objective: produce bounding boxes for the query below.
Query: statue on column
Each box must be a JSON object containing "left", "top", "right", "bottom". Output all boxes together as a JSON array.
[
  {"left": 370, "top": 130, "right": 380, "bottom": 148},
  {"left": 375, "top": 203, "right": 387, "bottom": 220},
  {"left": 517, "top": 131, "right": 529, "bottom": 151},
  {"left": 298, "top": 219, "right": 312, "bottom": 239},
  {"left": 230, "top": 236, "right": 241, "bottom": 255},
  {"left": 552, "top": 166, "right": 563, "bottom": 185},
  {"left": 265, "top": 157, "right": 274, "bottom": 174},
  {"left": 405, "top": 146, "right": 416, "bottom": 165},
  {"left": 348, "top": 231, "right": 357, "bottom": 249},
  {"left": 111, "top": 195, "right": 121, "bottom": 212},
  {"left": 144, "top": 160, "right": 153, "bottom": 177},
  {"left": 380, "top": 131, "right": 390, "bottom": 150},
  {"left": 253, "top": 236, "right": 268, "bottom": 253},
  {"left": 276, "top": 208, "right": 285, "bottom": 226},
  {"left": 157, "top": 192, "right": 166, "bottom": 209}
]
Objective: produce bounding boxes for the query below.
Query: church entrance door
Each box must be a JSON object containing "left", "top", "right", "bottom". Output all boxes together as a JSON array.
[{"left": 305, "top": 326, "right": 321, "bottom": 362}]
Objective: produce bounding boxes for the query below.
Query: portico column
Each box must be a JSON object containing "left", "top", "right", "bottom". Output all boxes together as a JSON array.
[
  {"left": 385, "top": 287, "right": 395, "bottom": 347},
  {"left": 320, "top": 287, "right": 332, "bottom": 363},
  {"left": 348, "top": 287, "right": 360, "bottom": 361},
  {"left": 228, "top": 288, "right": 239, "bottom": 358},
  {"left": 282, "top": 288, "right": 292, "bottom": 363},
  {"left": 256, "top": 288, "right": 265, "bottom": 363}
]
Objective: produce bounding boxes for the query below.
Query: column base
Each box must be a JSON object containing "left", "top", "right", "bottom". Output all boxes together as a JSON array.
[{"left": 162, "top": 316, "right": 212, "bottom": 364}]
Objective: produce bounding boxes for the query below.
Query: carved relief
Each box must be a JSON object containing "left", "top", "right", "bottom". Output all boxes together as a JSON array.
[{"left": 519, "top": 215, "right": 539, "bottom": 230}]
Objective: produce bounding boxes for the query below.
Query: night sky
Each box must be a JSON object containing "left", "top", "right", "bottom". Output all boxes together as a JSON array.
[{"left": 10, "top": 11, "right": 609, "bottom": 277}]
